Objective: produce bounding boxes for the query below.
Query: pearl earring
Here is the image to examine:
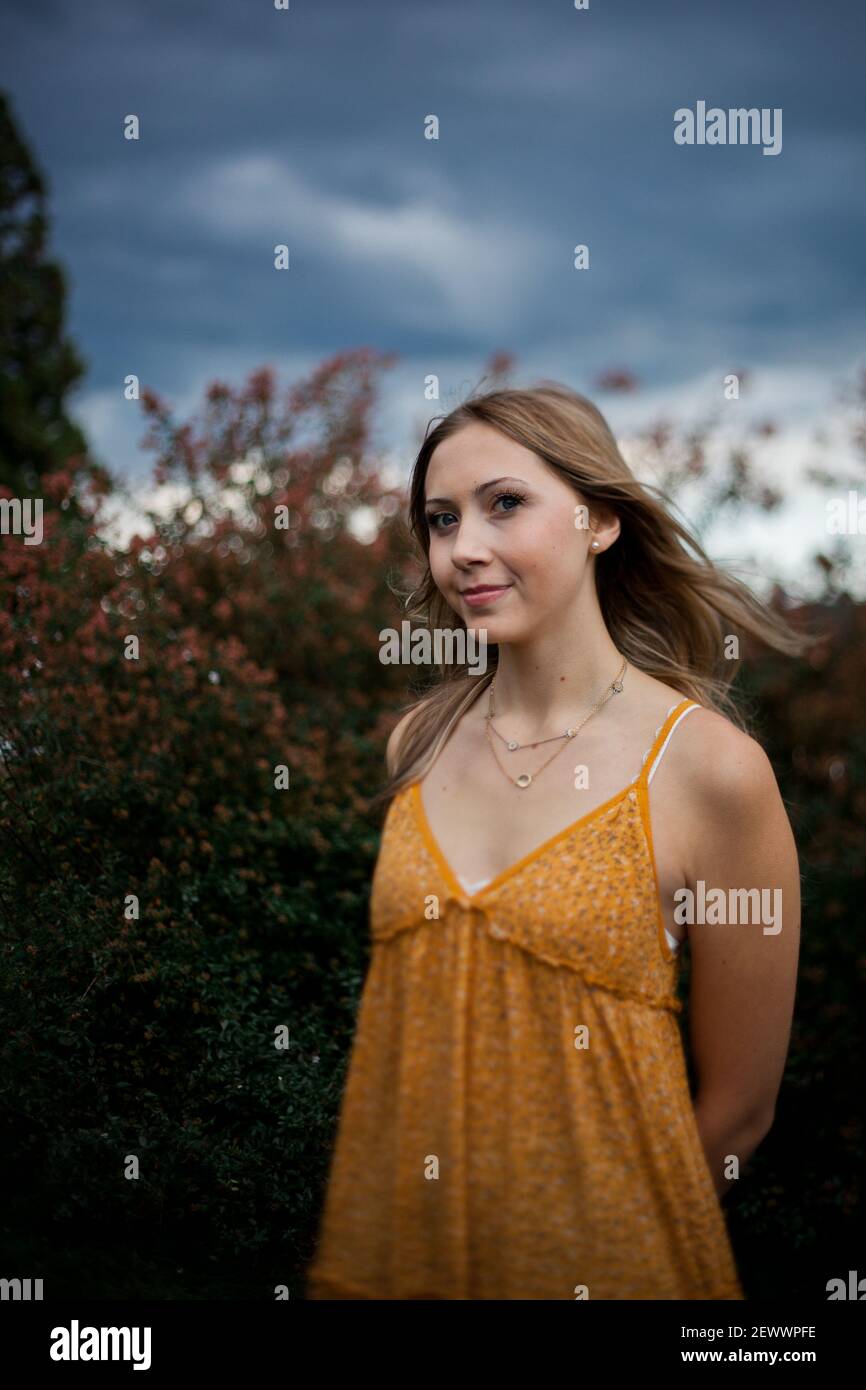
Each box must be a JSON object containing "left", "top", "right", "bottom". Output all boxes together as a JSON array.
[{"left": 591, "top": 540, "right": 599, "bottom": 550}]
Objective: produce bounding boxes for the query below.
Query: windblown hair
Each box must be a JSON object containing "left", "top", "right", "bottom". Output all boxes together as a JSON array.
[{"left": 373, "top": 381, "right": 815, "bottom": 810}]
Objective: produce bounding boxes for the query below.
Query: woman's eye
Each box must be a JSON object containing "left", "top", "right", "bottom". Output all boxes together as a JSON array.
[
  {"left": 427, "top": 491, "right": 525, "bottom": 531},
  {"left": 493, "top": 490, "right": 525, "bottom": 513}
]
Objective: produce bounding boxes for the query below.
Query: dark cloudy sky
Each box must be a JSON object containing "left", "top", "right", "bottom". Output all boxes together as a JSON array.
[{"left": 4, "top": 0, "right": 865, "bottom": 586}]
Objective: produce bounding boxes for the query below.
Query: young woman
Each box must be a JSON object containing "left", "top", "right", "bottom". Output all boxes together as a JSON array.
[{"left": 306, "top": 382, "right": 804, "bottom": 1300}]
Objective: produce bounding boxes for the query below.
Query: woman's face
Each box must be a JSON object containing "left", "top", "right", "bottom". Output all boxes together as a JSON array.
[{"left": 424, "top": 421, "right": 609, "bottom": 642}]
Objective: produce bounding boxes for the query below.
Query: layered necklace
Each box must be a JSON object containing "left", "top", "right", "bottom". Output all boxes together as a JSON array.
[{"left": 484, "top": 657, "right": 627, "bottom": 789}]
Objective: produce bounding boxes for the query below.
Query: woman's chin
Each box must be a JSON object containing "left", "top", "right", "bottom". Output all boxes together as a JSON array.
[{"left": 462, "top": 620, "right": 508, "bottom": 644}]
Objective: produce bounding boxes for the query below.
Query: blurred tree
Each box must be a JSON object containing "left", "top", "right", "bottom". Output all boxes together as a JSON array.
[{"left": 0, "top": 92, "right": 89, "bottom": 495}]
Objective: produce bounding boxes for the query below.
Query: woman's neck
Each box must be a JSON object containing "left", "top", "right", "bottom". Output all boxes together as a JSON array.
[{"left": 488, "top": 633, "right": 625, "bottom": 736}]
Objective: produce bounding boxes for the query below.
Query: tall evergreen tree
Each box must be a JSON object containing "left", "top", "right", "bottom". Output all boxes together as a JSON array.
[{"left": 0, "top": 91, "right": 89, "bottom": 494}]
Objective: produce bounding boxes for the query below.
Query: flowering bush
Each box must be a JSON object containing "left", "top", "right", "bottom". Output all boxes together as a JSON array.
[
  {"left": 0, "top": 350, "right": 862, "bottom": 1297},
  {"left": 0, "top": 350, "right": 414, "bottom": 1296}
]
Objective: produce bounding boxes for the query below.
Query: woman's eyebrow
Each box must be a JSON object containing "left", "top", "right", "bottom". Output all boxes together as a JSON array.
[{"left": 425, "top": 476, "right": 528, "bottom": 506}]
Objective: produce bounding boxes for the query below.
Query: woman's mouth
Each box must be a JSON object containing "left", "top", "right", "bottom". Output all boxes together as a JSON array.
[{"left": 461, "top": 584, "right": 512, "bottom": 608}]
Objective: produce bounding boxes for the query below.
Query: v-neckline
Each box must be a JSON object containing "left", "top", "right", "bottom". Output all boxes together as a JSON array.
[
  {"left": 411, "top": 776, "right": 639, "bottom": 906},
  {"left": 408, "top": 697, "right": 693, "bottom": 906}
]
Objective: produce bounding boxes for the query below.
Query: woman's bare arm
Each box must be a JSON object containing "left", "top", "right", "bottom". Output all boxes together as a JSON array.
[{"left": 679, "top": 714, "right": 801, "bottom": 1198}]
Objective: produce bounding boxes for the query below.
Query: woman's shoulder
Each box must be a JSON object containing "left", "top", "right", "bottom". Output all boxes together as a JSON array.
[
  {"left": 661, "top": 698, "right": 779, "bottom": 816},
  {"left": 658, "top": 697, "right": 796, "bottom": 897}
]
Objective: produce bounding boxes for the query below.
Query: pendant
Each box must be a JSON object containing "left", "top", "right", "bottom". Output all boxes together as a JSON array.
[
  {"left": 516, "top": 772, "right": 532, "bottom": 788},
  {"left": 507, "top": 740, "right": 518, "bottom": 750}
]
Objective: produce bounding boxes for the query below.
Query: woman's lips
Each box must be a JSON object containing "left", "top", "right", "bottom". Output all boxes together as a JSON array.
[{"left": 461, "top": 585, "right": 512, "bottom": 607}]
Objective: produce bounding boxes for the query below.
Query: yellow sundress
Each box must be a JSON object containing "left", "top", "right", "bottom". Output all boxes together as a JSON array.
[{"left": 305, "top": 697, "right": 745, "bottom": 1299}]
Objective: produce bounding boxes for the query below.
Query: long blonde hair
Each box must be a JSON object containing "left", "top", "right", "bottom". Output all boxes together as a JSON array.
[{"left": 374, "top": 381, "right": 815, "bottom": 809}]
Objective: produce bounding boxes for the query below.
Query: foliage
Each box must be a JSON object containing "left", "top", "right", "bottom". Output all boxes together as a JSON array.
[
  {"left": 0, "top": 349, "right": 863, "bottom": 1299},
  {"left": 0, "top": 350, "right": 410, "bottom": 1297}
]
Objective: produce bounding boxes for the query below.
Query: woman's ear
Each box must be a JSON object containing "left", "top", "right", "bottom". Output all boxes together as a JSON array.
[{"left": 588, "top": 505, "right": 621, "bottom": 553}]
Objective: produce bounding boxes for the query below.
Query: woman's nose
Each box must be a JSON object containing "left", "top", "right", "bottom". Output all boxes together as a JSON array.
[{"left": 449, "top": 517, "right": 493, "bottom": 563}]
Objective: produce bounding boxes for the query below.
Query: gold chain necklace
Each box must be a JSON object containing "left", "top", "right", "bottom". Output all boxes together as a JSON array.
[{"left": 484, "top": 658, "right": 628, "bottom": 789}]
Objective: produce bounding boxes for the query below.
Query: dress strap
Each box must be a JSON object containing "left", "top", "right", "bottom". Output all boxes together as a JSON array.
[{"left": 637, "top": 698, "right": 700, "bottom": 786}]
